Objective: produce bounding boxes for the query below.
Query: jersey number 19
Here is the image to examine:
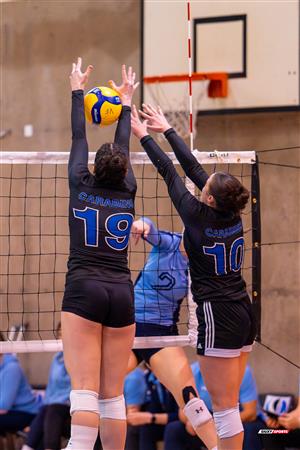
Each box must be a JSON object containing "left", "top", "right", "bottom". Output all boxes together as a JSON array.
[{"left": 73, "top": 207, "right": 134, "bottom": 251}]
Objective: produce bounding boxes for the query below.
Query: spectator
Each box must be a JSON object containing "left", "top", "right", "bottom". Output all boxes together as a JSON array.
[
  {"left": 0, "top": 337, "right": 42, "bottom": 433},
  {"left": 126, "top": 368, "right": 178, "bottom": 450},
  {"left": 164, "top": 362, "right": 265, "bottom": 450},
  {"left": 262, "top": 394, "right": 300, "bottom": 450},
  {"left": 21, "top": 324, "right": 71, "bottom": 450},
  {"left": 93, "top": 367, "right": 147, "bottom": 450},
  {"left": 124, "top": 366, "right": 147, "bottom": 450}
]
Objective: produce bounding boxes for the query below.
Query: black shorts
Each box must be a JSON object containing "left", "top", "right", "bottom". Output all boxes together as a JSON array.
[
  {"left": 196, "top": 299, "right": 257, "bottom": 357},
  {"left": 62, "top": 279, "right": 135, "bottom": 327},
  {"left": 133, "top": 322, "right": 179, "bottom": 364}
]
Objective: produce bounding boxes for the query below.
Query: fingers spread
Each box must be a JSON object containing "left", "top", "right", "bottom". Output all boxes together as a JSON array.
[
  {"left": 76, "top": 57, "right": 82, "bottom": 71},
  {"left": 122, "top": 64, "right": 128, "bottom": 83},
  {"left": 127, "top": 66, "right": 132, "bottom": 81},
  {"left": 85, "top": 65, "right": 93, "bottom": 77},
  {"left": 139, "top": 110, "right": 152, "bottom": 119},
  {"left": 132, "top": 104, "right": 138, "bottom": 117},
  {"left": 109, "top": 80, "right": 117, "bottom": 91}
]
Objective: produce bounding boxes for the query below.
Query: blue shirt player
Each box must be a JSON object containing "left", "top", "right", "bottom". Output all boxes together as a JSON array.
[
  {"left": 127, "top": 217, "right": 218, "bottom": 450},
  {"left": 0, "top": 353, "right": 42, "bottom": 433},
  {"left": 22, "top": 346, "right": 72, "bottom": 450}
]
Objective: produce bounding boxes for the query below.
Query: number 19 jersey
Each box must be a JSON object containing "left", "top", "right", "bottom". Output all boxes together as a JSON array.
[
  {"left": 66, "top": 93, "right": 136, "bottom": 285},
  {"left": 66, "top": 172, "right": 135, "bottom": 284}
]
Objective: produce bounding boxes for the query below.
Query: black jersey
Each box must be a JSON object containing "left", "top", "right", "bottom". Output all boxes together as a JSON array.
[
  {"left": 140, "top": 130, "right": 249, "bottom": 304},
  {"left": 66, "top": 90, "right": 136, "bottom": 284}
]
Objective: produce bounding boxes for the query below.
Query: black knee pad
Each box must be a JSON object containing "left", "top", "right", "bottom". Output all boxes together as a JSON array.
[{"left": 182, "top": 385, "right": 198, "bottom": 404}]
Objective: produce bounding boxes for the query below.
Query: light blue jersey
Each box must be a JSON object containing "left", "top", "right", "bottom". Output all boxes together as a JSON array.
[
  {"left": 44, "top": 352, "right": 71, "bottom": 405},
  {"left": 134, "top": 218, "right": 188, "bottom": 326},
  {"left": 124, "top": 367, "right": 147, "bottom": 406},
  {"left": 0, "top": 354, "right": 42, "bottom": 414},
  {"left": 191, "top": 362, "right": 264, "bottom": 419}
]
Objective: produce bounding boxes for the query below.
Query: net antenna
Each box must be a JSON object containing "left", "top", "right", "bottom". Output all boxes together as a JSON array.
[{"left": 143, "top": 1, "right": 228, "bottom": 149}]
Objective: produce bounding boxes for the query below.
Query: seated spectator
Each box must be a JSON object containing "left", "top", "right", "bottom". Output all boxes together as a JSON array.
[
  {"left": 262, "top": 394, "right": 300, "bottom": 450},
  {"left": 21, "top": 324, "right": 71, "bottom": 450},
  {"left": 93, "top": 367, "right": 147, "bottom": 450},
  {"left": 123, "top": 366, "right": 147, "bottom": 450},
  {"left": 0, "top": 334, "right": 42, "bottom": 434},
  {"left": 125, "top": 367, "right": 178, "bottom": 450},
  {"left": 164, "top": 362, "right": 265, "bottom": 450}
]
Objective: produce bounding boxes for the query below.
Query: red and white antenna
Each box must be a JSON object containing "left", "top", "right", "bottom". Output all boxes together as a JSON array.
[{"left": 187, "top": 0, "right": 193, "bottom": 151}]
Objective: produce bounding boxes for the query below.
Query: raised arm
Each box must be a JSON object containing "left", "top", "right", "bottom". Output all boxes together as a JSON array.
[
  {"left": 109, "top": 65, "right": 139, "bottom": 189},
  {"left": 131, "top": 217, "right": 177, "bottom": 250},
  {"left": 131, "top": 106, "right": 202, "bottom": 226},
  {"left": 110, "top": 65, "right": 139, "bottom": 152},
  {"left": 68, "top": 57, "right": 93, "bottom": 181},
  {"left": 140, "top": 104, "right": 209, "bottom": 190}
]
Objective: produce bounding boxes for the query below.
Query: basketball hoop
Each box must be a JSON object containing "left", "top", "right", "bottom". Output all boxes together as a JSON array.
[{"left": 143, "top": 72, "right": 228, "bottom": 141}]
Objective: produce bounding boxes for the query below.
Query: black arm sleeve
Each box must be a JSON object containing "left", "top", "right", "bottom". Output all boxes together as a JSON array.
[
  {"left": 114, "top": 105, "right": 136, "bottom": 191},
  {"left": 140, "top": 135, "right": 202, "bottom": 225},
  {"left": 68, "top": 90, "right": 89, "bottom": 183},
  {"left": 164, "top": 128, "right": 209, "bottom": 190}
]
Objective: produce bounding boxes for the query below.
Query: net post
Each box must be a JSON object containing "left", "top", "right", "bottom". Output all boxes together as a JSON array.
[{"left": 251, "top": 156, "right": 262, "bottom": 341}]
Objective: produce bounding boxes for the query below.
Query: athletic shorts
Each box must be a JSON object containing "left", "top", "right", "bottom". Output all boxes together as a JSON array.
[
  {"left": 133, "top": 322, "right": 179, "bottom": 364},
  {"left": 196, "top": 299, "right": 257, "bottom": 357},
  {"left": 62, "top": 279, "right": 135, "bottom": 327}
]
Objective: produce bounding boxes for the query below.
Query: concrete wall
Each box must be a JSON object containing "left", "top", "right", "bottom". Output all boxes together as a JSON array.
[
  {"left": 2, "top": 0, "right": 141, "bottom": 151},
  {"left": 193, "top": 111, "right": 300, "bottom": 396},
  {"left": 1, "top": 2, "right": 300, "bottom": 395}
]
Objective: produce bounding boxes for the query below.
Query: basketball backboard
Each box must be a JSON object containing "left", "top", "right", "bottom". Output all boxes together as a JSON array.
[{"left": 142, "top": 0, "right": 300, "bottom": 114}]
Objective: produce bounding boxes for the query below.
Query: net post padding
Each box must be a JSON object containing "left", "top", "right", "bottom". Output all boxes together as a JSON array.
[{"left": 0, "top": 150, "right": 255, "bottom": 354}]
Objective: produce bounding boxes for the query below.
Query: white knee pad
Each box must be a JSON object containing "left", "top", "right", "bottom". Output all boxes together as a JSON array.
[
  {"left": 183, "top": 398, "right": 212, "bottom": 429},
  {"left": 70, "top": 390, "right": 99, "bottom": 416},
  {"left": 99, "top": 394, "right": 126, "bottom": 420},
  {"left": 213, "top": 404, "right": 244, "bottom": 439}
]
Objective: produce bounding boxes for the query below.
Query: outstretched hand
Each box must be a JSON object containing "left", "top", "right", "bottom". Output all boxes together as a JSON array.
[
  {"left": 139, "top": 104, "right": 171, "bottom": 133},
  {"left": 131, "top": 105, "right": 148, "bottom": 140},
  {"left": 69, "top": 57, "right": 93, "bottom": 91},
  {"left": 109, "top": 65, "right": 139, "bottom": 107}
]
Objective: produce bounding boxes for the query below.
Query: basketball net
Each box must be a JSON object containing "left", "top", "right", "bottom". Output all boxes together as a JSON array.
[{"left": 146, "top": 79, "right": 210, "bottom": 142}]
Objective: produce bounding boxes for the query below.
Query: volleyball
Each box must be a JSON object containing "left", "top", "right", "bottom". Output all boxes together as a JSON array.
[{"left": 84, "top": 86, "right": 122, "bottom": 126}]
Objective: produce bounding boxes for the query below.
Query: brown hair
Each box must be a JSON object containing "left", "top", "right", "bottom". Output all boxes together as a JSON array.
[
  {"left": 94, "top": 143, "right": 128, "bottom": 186},
  {"left": 209, "top": 172, "right": 249, "bottom": 214}
]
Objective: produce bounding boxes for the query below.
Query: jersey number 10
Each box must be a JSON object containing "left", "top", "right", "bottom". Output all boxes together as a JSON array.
[
  {"left": 73, "top": 207, "right": 134, "bottom": 251},
  {"left": 203, "top": 237, "right": 245, "bottom": 275}
]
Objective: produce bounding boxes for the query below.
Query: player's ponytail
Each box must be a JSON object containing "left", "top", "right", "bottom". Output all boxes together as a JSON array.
[
  {"left": 209, "top": 172, "right": 249, "bottom": 215},
  {"left": 94, "top": 143, "right": 128, "bottom": 186}
]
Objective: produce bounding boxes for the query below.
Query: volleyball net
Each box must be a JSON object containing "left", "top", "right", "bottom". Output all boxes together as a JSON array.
[{"left": 0, "top": 150, "right": 260, "bottom": 353}]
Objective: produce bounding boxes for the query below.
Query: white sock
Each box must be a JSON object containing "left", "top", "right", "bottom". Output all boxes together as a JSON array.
[
  {"left": 211, "top": 447, "right": 218, "bottom": 450},
  {"left": 64, "top": 424, "right": 98, "bottom": 450},
  {"left": 21, "top": 446, "right": 34, "bottom": 450}
]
